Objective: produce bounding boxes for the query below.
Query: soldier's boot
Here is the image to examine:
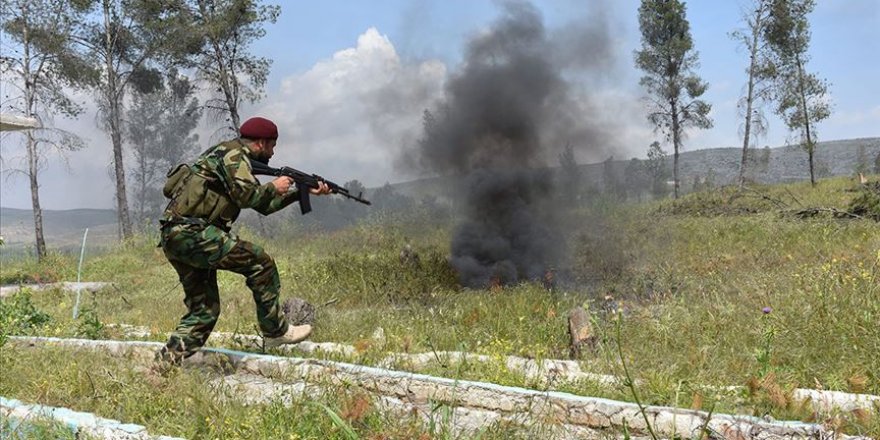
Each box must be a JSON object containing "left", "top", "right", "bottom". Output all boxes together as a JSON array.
[{"left": 265, "top": 324, "right": 312, "bottom": 348}]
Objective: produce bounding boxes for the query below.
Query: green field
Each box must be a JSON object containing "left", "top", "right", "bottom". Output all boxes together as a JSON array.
[{"left": 1, "top": 176, "right": 878, "bottom": 438}]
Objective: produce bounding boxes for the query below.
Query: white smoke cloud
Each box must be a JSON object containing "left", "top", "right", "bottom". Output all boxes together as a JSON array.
[{"left": 257, "top": 28, "right": 447, "bottom": 186}]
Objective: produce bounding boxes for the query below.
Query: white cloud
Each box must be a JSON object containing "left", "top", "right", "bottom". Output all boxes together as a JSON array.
[
  {"left": 829, "top": 106, "right": 880, "bottom": 127},
  {"left": 258, "top": 28, "right": 447, "bottom": 186}
]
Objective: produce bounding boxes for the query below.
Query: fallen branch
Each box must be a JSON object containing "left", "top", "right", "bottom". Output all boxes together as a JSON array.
[{"left": 790, "top": 207, "right": 866, "bottom": 220}]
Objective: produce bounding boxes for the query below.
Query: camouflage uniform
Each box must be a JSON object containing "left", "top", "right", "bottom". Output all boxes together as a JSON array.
[{"left": 157, "top": 139, "right": 299, "bottom": 363}]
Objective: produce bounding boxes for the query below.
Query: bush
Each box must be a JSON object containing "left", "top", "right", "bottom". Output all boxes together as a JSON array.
[
  {"left": 847, "top": 182, "right": 880, "bottom": 221},
  {"left": 0, "top": 291, "right": 52, "bottom": 343}
]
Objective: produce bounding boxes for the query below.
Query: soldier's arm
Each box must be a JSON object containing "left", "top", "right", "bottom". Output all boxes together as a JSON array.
[{"left": 223, "top": 151, "right": 299, "bottom": 215}]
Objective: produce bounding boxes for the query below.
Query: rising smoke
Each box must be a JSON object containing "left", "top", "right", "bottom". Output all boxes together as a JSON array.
[{"left": 405, "top": 0, "right": 617, "bottom": 288}]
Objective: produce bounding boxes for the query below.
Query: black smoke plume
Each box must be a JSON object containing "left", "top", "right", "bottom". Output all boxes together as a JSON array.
[{"left": 409, "top": 1, "right": 614, "bottom": 288}]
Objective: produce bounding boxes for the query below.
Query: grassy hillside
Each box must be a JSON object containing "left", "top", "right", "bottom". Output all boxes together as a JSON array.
[{"left": 1, "top": 175, "right": 878, "bottom": 437}]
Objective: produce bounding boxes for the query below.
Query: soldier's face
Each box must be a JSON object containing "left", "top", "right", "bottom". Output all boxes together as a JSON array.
[{"left": 256, "top": 139, "right": 277, "bottom": 163}]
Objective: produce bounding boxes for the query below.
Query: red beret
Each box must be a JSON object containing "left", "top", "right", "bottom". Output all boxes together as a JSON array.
[{"left": 239, "top": 117, "right": 278, "bottom": 140}]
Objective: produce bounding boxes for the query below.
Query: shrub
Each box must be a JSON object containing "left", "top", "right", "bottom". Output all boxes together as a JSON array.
[
  {"left": 847, "top": 182, "right": 880, "bottom": 221},
  {"left": 0, "top": 291, "right": 52, "bottom": 344}
]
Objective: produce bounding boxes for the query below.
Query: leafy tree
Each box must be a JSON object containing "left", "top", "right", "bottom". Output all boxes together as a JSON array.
[
  {"left": 173, "top": 0, "right": 280, "bottom": 136},
  {"left": 690, "top": 174, "right": 702, "bottom": 192},
  {"left": 635, "top": 0, "right": 713, "bottom": 199},
  {"left": 126, "top": 71, "right": 202, "bottom": 224},
  {"left": 874, "top": 151, "right": 880, "bottom": 175},
  {"left": 764, "top": 0, "right": 830, "bottom": 186},
  {"left": 73, "top": 0, "right": 187, "bottom": 239},
  {"left": 731, "top": 0, "right": 774, "bottom": 188},
  {"left": 624, "top": 158, "right": 650, "bottom": 201},
  {"left": 854, "top": 144, "right": 869, "bottom": 176},
  {"left": 0, "top": 0, "right": 95, "bottom": 261},
  {"left": 704, "top": 167, "right": 716, "bottom": 189},
  {"left": 646, "top": 141, "right": 669, "bottom": 198},
  {"left": 344, "top": 180, "right": 366, "bottom": 199}
]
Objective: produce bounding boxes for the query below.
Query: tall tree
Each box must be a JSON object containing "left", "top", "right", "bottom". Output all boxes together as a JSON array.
[
  {"left": 731, "top": 0, "right": 774, "bottom": 188},
  {"left": 174, "top": 0, "right": 279, "bottom": 136},
  {"left": 73, "top": 0, "right": 183, "bottom": 239},
  {"left": 764, "top": 0, "right": 830, "bottom": 186},
  {"left": 635, "top": 0, "right": 713, "bottom": 199},
  {"left": 0, "top": 0, "right": 95, "bottom": 261},
  {"left": 126, "top": 71, "right": 202, "bottom": 224}
]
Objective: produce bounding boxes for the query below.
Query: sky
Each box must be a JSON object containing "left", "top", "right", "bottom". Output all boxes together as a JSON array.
[{"left": 1, "top": 0, "right": 878, "bottom": 210}]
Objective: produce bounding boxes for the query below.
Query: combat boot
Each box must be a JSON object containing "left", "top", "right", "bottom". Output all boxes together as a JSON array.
[{"left": 265, "top": 324, "right": 312, "bottom": 348}]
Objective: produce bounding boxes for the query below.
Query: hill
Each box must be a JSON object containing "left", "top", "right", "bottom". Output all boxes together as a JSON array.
[
  {"left": 387, "top": 137, "right": 880, "bottom": 198},
  {"left": 0, "top": 208, "right": 118, "bottom": 255},
  {"left": 2, "top": 137, "right": 877, "bottom": 251}
]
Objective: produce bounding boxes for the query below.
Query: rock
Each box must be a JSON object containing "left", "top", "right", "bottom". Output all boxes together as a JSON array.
[
  {"left": 282, "top": 297, "right": 316, "bottom": 326},
  {"left": 372, "top": 327, "right": 387, "bottom": 350}
]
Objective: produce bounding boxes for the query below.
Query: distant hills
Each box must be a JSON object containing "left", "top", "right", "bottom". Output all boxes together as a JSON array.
[
  {"left": 0, "top": 208, "right": 118, "bottom": 255},
  {"left": 1, "top": 137, "right": 878, "bottom": 255},
  {"left": 388, "top": 137, "right": 880, "bottom": 198}
]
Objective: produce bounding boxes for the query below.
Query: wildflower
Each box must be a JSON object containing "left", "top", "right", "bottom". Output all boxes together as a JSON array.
[{"left": 762, "top": 307, "right": 772, "bottom": 315}]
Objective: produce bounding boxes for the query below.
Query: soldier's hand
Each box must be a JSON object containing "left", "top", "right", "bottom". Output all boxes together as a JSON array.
[
  {"left": 271, "top": 176, "right": 294, "bottom": 195},
  {"left": 309, "top": 181, "right": 332, "bottom": 196}
]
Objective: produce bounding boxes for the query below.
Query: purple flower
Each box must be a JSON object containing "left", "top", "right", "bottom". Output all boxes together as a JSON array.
[{"left": 762, "top": 307, "right": 772, "bottom": 315}]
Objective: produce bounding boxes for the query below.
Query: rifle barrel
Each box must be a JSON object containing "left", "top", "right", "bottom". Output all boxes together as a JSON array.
[{"left": 249, "top": 159, "right": 371, "bottom": 206}]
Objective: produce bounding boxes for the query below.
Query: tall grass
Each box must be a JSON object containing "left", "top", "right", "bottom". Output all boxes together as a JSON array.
[{"left": 1, "top": 176, "right": 878, "bottom": 436}]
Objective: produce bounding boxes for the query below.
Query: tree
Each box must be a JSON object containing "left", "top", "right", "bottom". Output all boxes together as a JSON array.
[
  {"left": 646, "top": 141, "right": 670, "bottom": 198},
  {"left": 874, "top": 151, "right": 880, "bottom": 175},
  {"left": 854, "top": 144, "right": 869, "bottom": 176},
  {"left": 126, "top": 71, "right": 202, "bottom": 224},
  {"left": 635, "top": 0, "right": 713, "bottom": 199},
  {"left": 731, "top": 0, "right": 774, "bottom": 188},
  {"left": 624, "top": 158, "right": 650, "bottom": 201},
  {"left": 175, "top": 0, "right": 279, "bottom": 136},
  {"left": 0, "top": 0, "right": 95, "bottom": 261},
  {"left": 764, "top": 0, "right": 830, "bottom": 186},
  {"left": 74, "top": 0, "right": 187, "bottom": 239}
]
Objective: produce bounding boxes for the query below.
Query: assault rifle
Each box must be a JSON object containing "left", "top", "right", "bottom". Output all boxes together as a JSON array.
[{"left": 249, "top": 159, "right": 371, "bottom": 215}]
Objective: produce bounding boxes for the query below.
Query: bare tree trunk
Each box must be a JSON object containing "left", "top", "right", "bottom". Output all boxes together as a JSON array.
[
  {"left": 212, "top": 41, "right": 240, "bottom": 132},
  {"left": 103, "top": 0, "right": 132, "bottom": 239},
  {"left": 739, "top": 15, "right": 762, "bottom": 188},
  {"left": 21, "top": 8, "right": 47, "bottom": 261},
  {"left": 109, "top": 94, "right": 132, "bottom": 238},
  {"left": 26, "top": 132, "right": 47, "bottom": 261},
  {"left": 671, "top": 100, "right": 681, "bottom": 199},
  {"left": 197, "top": 0, "right": 241, "bottom": 134},
  {"left": 795, "top": 54, "right": 815, "bottom": 186}
]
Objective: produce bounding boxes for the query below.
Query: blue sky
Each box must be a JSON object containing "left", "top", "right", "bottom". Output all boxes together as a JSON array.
[
  {"left": 254, "top": 0, "right": 878, "bottom": 147},
  {"left": 1, "top": 0, "right": 878, "bottom": 209}
]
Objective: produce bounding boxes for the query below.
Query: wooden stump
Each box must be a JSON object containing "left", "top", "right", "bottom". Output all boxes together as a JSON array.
[{"left": 568, "top": 306, "right": 596, "bottom": 359}]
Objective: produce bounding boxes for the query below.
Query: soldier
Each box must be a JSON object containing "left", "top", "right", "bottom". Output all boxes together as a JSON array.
[{"left": 156, "top": 116, "right": 331, "bottom": 365}]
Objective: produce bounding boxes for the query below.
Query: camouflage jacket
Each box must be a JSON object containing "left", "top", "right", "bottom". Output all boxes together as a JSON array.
[{"left": 163, "top": 139, "right": 299, "bottom": 230}]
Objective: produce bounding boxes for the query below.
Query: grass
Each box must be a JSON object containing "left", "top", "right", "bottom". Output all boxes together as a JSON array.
[
  {"left": 0, "top": 345, "right": 553, "bottom": 439},
  {"left": 1, "top": 417, "right": 81, "bottom": 440},
  {"left": 1, "top": 176, "right": 879, "bottom": 437}
]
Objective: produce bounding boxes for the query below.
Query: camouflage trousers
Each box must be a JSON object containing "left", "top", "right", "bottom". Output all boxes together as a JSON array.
[{"left": 157, "top": 223, "right": 289, "bottom": 363}]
